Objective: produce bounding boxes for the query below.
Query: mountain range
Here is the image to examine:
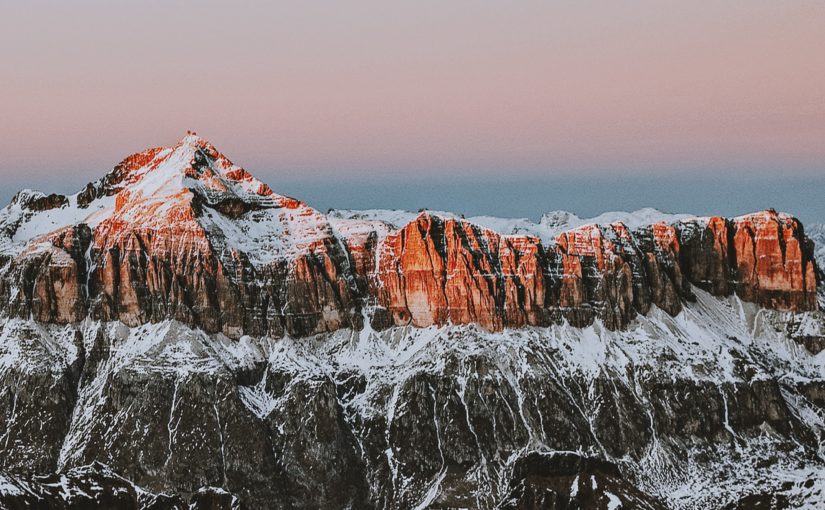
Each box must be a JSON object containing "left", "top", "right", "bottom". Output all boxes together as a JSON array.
[{"left": 0, "top": 134, "right": 823, "bottom": 509}]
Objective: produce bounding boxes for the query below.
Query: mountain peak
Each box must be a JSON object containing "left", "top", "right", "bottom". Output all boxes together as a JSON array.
[
  {"left": 173, "top": 131, "right": 223, "bottom": 167},
  {"left": 81, "top": 134, "right": 331, "bottom": 264},
  {"left": 77, "top": 133, "right": 282, "bottom": 216},
  {"left": 179, "top": 130, "right": 204, "bottom": 145}
]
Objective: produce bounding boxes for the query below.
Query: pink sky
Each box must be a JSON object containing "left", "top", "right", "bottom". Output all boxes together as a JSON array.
[{"left": 1, "top": 1, "right": 823, "bottom": 184}]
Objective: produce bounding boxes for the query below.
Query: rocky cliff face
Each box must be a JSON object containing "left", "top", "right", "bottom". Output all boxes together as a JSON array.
[
  {"left": 677, "top": 212, "right": 819, "bottom": 310},
  {"left": 0, "top": 135, "right": 364, "bottom": 340},
  {"left": 0, "top": 136, "right": 817, "bottom": 340},
  {"left": 365, "top": 209, "right": 818, "bottom": 333},
  {"left": 0, "top": 134, "right": 823, "bottom": 509}
]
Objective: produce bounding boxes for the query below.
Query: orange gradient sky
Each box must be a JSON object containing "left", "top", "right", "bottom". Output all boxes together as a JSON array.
[{"left": 1, "top": 1, "right": 823, "bottom": 192}]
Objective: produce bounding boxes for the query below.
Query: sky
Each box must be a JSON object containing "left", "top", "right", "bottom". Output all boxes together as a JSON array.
[{"left": 0, "top": 1, "right": 823, "bottom": 222}]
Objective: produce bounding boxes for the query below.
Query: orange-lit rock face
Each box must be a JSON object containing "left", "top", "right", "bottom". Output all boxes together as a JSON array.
[
  {"left": 674, "top": 212, "right": 819, "bottom": 312},
  {"left": 365, "top": 211, "right": 818, "bottom": 333},
  {"left": 91, "top": 176, "right": 218, "bottom": 325},
  {"left": 371, "top": 214, "right": 548, "bottom": 330},
  {"left": 0, "top": 134, "right": 818, "bottom": 337},
  {"left": 555, "top": 224, "right": 616, "bottom": 271},
  {"left": 117, "top": 147, "right": 168, "bottom": 182},
  {"left": 374, "top": 214, "right": 448, "bottom": 327},
  {"left": 498, "top": 234, "right": 546, "bottom": 327},
  {"left": 651, "top": 222, "right": 680, "bottom": 254},
  {"left": 91, "top": 194, "right": 228, "bottom": 331},
  {"left": 731, "top": 211, "right": 818, "bottom": 311},
  {"left": 66, "top": 205, "right": 815, "bottom": 337}
]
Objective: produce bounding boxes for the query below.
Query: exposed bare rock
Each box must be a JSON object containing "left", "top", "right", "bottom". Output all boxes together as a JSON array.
[
  {"left": 0, "top": 224, "right": 92, "bottom": 323},
  {"left": 731, "top": 210, "right": 818, "bottom": 311},
  {"left": 635, "top": 222, "right": 690, "bottom": 315},
  {"left": 501, "top": 452, "right": 666, "bottom": 509},
  {"left": 553, "top": 223, "right": 637, "bottom": 329},
  {"left": 370, "top": 213, "right": 551, "bottom": 330},
  {"left": 676, "top": 211, "right": 819, "bottom": 312},
  {"left": 0, "top": 136, "right": 818, "bottom": 340},
  {"left": 0, "top": 462, "right": 251, "bottom": 509},
  {"left": 18, "top": 191, "right": 69, "bottom": 212}
]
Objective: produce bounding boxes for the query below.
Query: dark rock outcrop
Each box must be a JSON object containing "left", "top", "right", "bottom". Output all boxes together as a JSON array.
[
  {"left": 678, "top": 211, "right": 819, "bottom": 311},
  {"left": 0, "top": 224, "right": 93, "bottom": 323},
  {"left": 18, "top": 191, "right": 69, "bottom": 212},
  {"left": 501, "top": 452, "right": 666, "bottom": 509}
]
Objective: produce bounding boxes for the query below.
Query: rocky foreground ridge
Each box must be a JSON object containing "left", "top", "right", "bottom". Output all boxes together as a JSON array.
[{"left": 0, "top": 134, "right": 823, "bottom": 509}]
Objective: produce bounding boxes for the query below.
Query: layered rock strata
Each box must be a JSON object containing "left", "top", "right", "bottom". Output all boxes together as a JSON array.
[{"left": 0, "top": 136, "right": 818, "bottom": 339}]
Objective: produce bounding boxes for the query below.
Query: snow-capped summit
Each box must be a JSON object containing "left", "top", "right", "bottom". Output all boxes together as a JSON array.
[
  {"left": 87, "top": 133, "right": 336, "bottom": 262},
  {"left": 0, "top": 134, "right": 336, "bottom": 264},
  {"left": 82, "top": 131, "right": 280, "bottom": 222},
  {"left": 116, "top": 132, "right": 276, "bottom": 204}
]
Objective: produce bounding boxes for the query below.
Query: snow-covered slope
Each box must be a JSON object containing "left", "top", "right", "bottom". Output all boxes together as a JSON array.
[
  {"left": 473, "top": 207, "right": 694, "bottom": 245},
  {"left": 0, "top": 190, "right": 114, "bottom": 257},
  {"left": 328, "top": 206, "right": 693, "bottom": 246},
  {"left": 1, "top": 289, "right": 824, "bottom": 508},
  {"left": 808, "top": 223, "right": 825, "bottom": 271}
]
